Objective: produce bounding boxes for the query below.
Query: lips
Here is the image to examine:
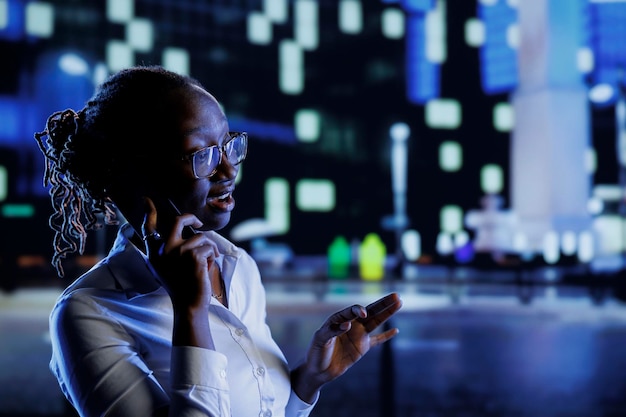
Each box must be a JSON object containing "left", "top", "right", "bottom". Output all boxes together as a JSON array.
[{"left": 207, "top": 187, "right": 235, "bottom": 212}]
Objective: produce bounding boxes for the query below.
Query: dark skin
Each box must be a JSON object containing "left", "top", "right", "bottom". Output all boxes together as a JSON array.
[{"left": 111, "top": 84, "right": 403, "bottom": 410}]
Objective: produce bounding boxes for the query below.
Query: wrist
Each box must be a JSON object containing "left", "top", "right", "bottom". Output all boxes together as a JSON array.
[{"left": 291, "top": 364, "right": 325, "bottom": 404}]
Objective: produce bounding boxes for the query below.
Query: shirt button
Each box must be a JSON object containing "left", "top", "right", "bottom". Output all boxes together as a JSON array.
[
  {"left": 256, "top": 367, "right": 266, "bottom": 376},
  {"left": 220, "top": 370, "right": 227, "bottom": 378},
  {"left": 259, "top": 411, "right": 272, "bottom": 417},
  {"left": 235, "top": 328, "right": 245, "bottom": 336}
]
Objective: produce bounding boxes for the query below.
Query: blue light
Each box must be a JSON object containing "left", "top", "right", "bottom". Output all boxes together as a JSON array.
[
  {"left": 589, "top": 2, "right": 626, "bottom": 84},
  {"left": 228, "top": 117, "right": 297, "bottom": 145},
  {"left": 478, "top": 1, "right": 518, "bottom": 95},
  {"left": 401, "top": 0, "right": 435, "bottom": 13},
  {"left": 0, "top": 97, "right": 21, "bottom": 144},
  {"left": 406, "top": 14, "right": 439, "bottom": 104},
  {"left": 0, "top": 0, "right": 25, "bottom": 40}
]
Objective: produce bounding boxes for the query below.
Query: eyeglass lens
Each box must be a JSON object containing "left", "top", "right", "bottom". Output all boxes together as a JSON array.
[{"left": 193, "top": 133, "right": 247, "bottom": 178}]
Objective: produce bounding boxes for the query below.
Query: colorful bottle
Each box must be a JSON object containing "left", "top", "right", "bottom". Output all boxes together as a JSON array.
[
  {"left": 358, "top": 233, "right": 386, "bottom": 281},
  {"left": 328, "top": 236, "right": 351, "bottom": 279}
]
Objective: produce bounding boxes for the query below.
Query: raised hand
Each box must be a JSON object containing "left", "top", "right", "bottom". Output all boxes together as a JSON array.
[{"left": 292, "top": 293, "right": 403, "bottom": 403}]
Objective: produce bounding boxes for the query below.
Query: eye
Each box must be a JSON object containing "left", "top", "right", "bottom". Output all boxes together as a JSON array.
[{"left": 194, "top": 147, "right": 213, "bottom": 164}]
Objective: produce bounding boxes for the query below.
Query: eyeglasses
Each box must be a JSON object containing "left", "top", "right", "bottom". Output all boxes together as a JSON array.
[{"left": 181, "top": 132, "right": 248, "bottom": 179}]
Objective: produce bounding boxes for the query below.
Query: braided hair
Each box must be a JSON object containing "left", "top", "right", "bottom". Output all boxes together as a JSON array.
[{"left": 34, "top": 66, "right": 204, "bottom": 277}]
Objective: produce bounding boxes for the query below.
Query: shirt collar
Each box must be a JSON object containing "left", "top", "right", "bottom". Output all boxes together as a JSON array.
[{"left": 107, "top": 223, "right": 241, "bottom": 299}]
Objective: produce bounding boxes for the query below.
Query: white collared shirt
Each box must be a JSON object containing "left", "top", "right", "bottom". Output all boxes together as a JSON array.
[{"left": 49, "top": 224, "right": 316, "bottom": 417}]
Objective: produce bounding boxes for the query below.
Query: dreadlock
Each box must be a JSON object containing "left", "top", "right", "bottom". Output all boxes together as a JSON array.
[{"left": 34, "top": 65, "right": 204, "bottom": 277}]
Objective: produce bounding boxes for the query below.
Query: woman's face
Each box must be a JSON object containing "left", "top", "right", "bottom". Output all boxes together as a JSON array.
[{"left": 155, "top": 84, "right": 240, "bottom": 232}]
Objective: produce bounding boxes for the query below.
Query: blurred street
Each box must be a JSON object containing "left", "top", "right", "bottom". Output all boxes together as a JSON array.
[{"left": 2, "top": 270, "right": 626, "bottom": 417}]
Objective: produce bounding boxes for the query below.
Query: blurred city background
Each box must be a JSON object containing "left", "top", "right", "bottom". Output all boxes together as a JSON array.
[{"left": 2, "top": 0, "right": 626, "bottom": 416}]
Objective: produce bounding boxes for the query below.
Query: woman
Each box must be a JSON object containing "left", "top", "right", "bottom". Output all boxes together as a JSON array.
[{"left": 35, "top": 65, "right": 402, "bottom": 417}]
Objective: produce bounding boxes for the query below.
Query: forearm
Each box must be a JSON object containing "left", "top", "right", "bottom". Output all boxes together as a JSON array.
[{"left": 173, "top": 308, "right": 215, "bottom": 350}]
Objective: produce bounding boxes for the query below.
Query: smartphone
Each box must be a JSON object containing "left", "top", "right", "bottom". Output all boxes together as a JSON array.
[{"left": 149, "top": 196, "right": 198, "bottom": 239}]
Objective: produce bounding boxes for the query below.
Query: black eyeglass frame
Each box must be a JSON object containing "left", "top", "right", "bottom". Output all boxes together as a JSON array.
[{"left": 180, "top": 132, "right": 248, "bottom": 179}]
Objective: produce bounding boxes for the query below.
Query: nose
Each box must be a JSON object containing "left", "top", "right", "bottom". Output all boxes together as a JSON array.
[{"left": 211, "top": 152, "right": 238, "bottom": 180}]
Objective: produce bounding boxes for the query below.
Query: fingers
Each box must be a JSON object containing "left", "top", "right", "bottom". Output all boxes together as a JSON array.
[
  {"left": 359, "top": 293, "right": 403, "bottom": 333},
  {"left": 142, "top": 197, "right": 164, "bottom": 256},
  {"left": 313, "top": 305, "right": 367, "bottom": 344}
]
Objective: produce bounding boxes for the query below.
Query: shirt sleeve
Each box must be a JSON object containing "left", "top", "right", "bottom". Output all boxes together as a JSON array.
[
  {"left": 285, "top": 390, "right": 318, "bottom": 417},
  {"left": 49, "top": 291, "right": 231, "bottom": 417},
  {"left": 170, "top": 346, "right": 230, "bottom": 416}
]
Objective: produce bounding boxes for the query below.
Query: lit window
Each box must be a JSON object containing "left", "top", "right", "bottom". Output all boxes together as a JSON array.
[
  {"left": 162, "top": 48, "right": 189, "bottom": 75},
  {"left": 127, "top": 18, "right": 153, "bottom": 52},
  {"left": 440, "top": 205, "right": 463, "bottom": 233},
  {"left": 248, "top": 12, "right": 272, "bottom": 45},
  {"left": 339, "top": 0, "right": 362, "bottom": 34},
  {"left": 439, "top": 141, "right": 462, "bottom": 172},
  {"left": 279, "top": 40, "right": 304, "bottom": 94},
  {"left": 425, "top": 1, "right": 446, "bottom": 63},
  {"left": 506, "top": 23, "right": 519, "bottom": 49},
  {"left": 265, "top": 178, "right": 290, "bottom": 233},
  {"left": 425, "top": 99, "right": 462, "bottom": 129},
  {"left": 381, "top": 8, "right": 404, "bottom": 39},
  {"left": 264, "top": 0, "right": 287, "bottom": 23},
  {"left": 26, "top": 2, "right": 54, "bottom": 38},
  {"left": 481, "top": 164, "right": 503, "bottom": 194},
  {"left": 106, "top": 41, "right": 134, "bottom": 72},
  {"left": 0, "top": 165, "right": 7, "bottom": 202},
  {"left": 107, "top": 0, "right": 133, "bottom": 23},
  {"left": 296, "top": 179, "right": 335, "bottom": 211},
  {"left": 295, "top": 0, "right": 318, "bottom": 50},
  {"left": 493, "top": 102, "right": 514, "bottom": 132},
  {"left": 577, "top": 47, "right": 594, "bottom": 73},
  {"left": 295, "top": 109, "right": 321, "bottom": 143},
  {"left": 465, "top": 18, "right": 485, "bottom": 47}
]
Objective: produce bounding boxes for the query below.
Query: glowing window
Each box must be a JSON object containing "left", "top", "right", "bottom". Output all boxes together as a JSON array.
[
  {"left": 265, "top": 178, "right": 289, "bottom": 233},
  {"left": 296, "top": 179, "right": 335, "bottom": 211},
  {"left": 264, "top": 0, "right": 287, "bottom": 23},
  {"left": 493, "top": 102, "right": 514, "bottom": 132},
  {"left": 577, "top": 47, "right": 594, "bottom": 73},
  {"left": 1, "top": 204, "right": 34, "bottom": 217},
  {"left": 127, "top": 18, "right": 153, "bottom": 52},
  {"left": 401, "top": 229, "right": 421, "bottom": 261},
  {"left": 107, "top": 0, "right": 133, "bottom": 23},
  {"left": 439, "top": 141, "right": 462, "bottom": 172},
  {"left": 506, "top": 23, "right": 519, "bottom": 49},
  {"left": 440, "top": 205, "right": 463, "bottom": 233},
  {"left": 248, "top": 12, "right": 272, "bottom": 45},
  {"left": 295, "top": 0, "right": 318, "bottom": 50},
  {"left": 465, "top": 18, "right": 485, "bottom": 47},
  {"left": 481, "top": 164, "right": 503, "bottom": 194},
  {"left": 425, "top": 1, "right": 446, "bottom": 64},
  {"left": 163, "top": 48, "right": 189, "bottom": 75},
  {"left": 339, "top": 0, "right": 362, "bottom": 34},
  {"left": 295, "top": 109, "right": 321, "bottom": 143},
  {"left": 0, "top": 1, "right": 7, "bottom": 30},
  {"left": 425, "top": 99, "right": 461, "bottom": 129},
  {"left": 279, "top": 40, "right": 304, "bottom": 94},
  {"left": 26, "top": 2, "right": 54, "bottom": 38},
  {"left": 106, "top": 41, "right": 134, "bottom": 72},
  {"left": 381, "top": 8, "right": 404, "bottom": 39},
  {"left": 0, "top": 166, "right": 7, "bottom": 201}
]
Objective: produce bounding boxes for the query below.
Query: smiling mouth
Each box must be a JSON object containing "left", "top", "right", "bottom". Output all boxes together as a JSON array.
[{"left": 210, "top": 191, "right": 232, "bottom": 202}]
